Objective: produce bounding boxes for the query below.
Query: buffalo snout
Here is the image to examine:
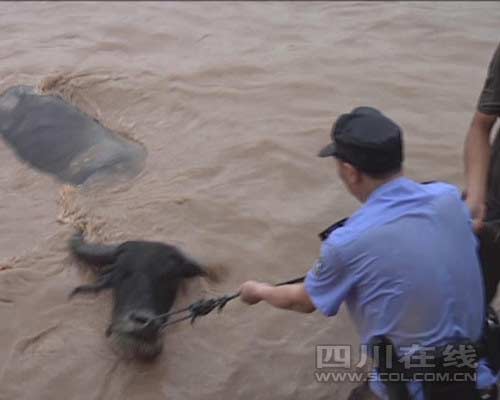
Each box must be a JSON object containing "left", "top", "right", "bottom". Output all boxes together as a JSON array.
[{"left": 108, "top": 310, "right": 162, "bottom": 340}]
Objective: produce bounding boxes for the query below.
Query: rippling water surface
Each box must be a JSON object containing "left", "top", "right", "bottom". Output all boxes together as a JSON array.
[{"left": 0, "top": 2, "right": 499, "bottom": 399}]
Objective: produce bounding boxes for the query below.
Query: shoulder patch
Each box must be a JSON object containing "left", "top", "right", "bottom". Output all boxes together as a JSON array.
[{"left": 312, "top": 258, "right": 325, "bottom": 277}]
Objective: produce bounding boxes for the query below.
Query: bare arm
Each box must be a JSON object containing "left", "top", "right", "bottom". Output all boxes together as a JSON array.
[
  {"left": 464, "top": 111, "right": 497, "bottom": 228},
  {"left": 239, "top": 281, "right": 316, "bottom": 314}
]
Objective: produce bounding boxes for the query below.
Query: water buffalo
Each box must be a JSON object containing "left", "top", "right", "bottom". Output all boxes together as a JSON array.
[{"left": 69, "top": 233, "right": 207, "bottom": 359}]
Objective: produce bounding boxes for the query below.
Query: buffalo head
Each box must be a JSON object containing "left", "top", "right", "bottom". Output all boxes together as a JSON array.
[{"left": 69, "top": 233, "right": 206, "bottom": 359}]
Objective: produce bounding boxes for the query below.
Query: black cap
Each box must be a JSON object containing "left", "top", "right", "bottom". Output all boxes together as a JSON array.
[{"left": 318, "top": 107, "right": 403, "bottom": 174}]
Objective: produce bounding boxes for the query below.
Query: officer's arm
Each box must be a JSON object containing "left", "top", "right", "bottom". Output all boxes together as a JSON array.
[
  {"left": 239, "top": 281, "right": 316, "bottom": 314},
  {"left": 464, "top": 111, "right": 497, "bottom": 227}
]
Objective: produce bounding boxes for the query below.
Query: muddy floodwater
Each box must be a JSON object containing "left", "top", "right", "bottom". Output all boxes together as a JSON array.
[{"left": 0, "top": 2, "right": 499, "bottom": 399}]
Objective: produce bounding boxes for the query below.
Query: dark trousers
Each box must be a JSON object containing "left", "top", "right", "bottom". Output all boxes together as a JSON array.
[
  {"left": 347, "top": 381, "right": 497, "bottom": 400},
  {"left": 371, "top": 336, "right": 485, "bottom": 400},
  {"left": 478, "top": 223, "right": 500, "bottom": 304},
  {"left": 420, "top": 372, "right": 481, "bottom": 400},
  {"left": 482, "top": 130, "right": 500, "bottom": 303},
  {"left": 379, "top": 367, "right": 482, "bottom": 400}
]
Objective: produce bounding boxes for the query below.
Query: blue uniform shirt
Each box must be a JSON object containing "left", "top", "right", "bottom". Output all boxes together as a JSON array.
[{"left": 305, "top": 177, "right": 493, "bottom": 398}]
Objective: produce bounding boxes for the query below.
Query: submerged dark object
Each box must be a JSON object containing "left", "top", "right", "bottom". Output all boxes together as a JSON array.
[
  {"left": 69, "top": 233, "right": 207, "bottom": 359},
  {"left": 0, "top": 85, "right": 146, "bottom": 185}
]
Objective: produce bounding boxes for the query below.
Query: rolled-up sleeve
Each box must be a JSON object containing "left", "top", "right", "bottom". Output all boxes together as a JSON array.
[
  {"left": 478, "top": 44, "right": 500, "bottom": 115},
  {"left": 304, "top": 242, "right": 354, "bottom": 317}
]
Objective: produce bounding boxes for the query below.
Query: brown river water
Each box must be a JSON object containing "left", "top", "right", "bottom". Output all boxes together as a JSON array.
[{"left": 0, "top": 2, "right": 499, "bottom": 399}]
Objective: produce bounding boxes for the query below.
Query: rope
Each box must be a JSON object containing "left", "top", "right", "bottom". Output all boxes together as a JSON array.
[{"left": 157, "top": 275, "right": 306, "bottom": 329}]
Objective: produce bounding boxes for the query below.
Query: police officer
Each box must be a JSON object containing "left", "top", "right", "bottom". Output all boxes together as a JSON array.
[{"left": 239, "top": 107, "right": 494, "bottom": 399}]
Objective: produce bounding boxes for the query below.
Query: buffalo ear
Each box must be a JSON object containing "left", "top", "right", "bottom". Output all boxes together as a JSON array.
[
  {"left": 182, "top": 258, "right": 225, "bottom": 283},
  {"left": 182, "top": 257, "right": 208, "bottom": 278}
]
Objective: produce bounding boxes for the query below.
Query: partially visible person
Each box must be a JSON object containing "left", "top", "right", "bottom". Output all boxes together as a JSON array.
[
  {"left": 464, "top": 43, "right": 500, "bottom": 305},
  {"left": 240, "top": 107, "right": 497, "bottom": 399},
  {"left": 464, "top": 43, "right": 500, "bottom": 395},
  {"left": 465, "top": 43, "right": 500, "bottom": 231}
]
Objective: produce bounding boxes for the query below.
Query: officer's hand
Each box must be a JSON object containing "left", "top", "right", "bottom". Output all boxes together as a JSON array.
[{"left": 239, "top": 281, "right": 270, "bottom": 305}]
